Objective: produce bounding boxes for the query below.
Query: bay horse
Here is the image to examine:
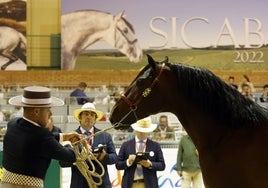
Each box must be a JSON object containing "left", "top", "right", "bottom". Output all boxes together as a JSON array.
[
  {"left": 61, "top": 10, "right": 143, "bottom": 70},
  {"left": 110, "top": 54, "right": 268, "bottom": 188},
  {"left": 0, "top": 26, "right": 26, "bottom": 70}
]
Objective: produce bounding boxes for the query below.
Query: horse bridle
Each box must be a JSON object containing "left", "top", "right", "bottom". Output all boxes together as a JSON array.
[
  {"left": 73, "top": 64, "right": 165, "bottom": 135},
  {"left": 113, "top": 16, "right": 138, "bottom": 46},
  {"left": 115, "top": 26, "right": 138, "bottom": 45},
  {"left": 117, "top": 63, "right": 166, "bottom": 124}
]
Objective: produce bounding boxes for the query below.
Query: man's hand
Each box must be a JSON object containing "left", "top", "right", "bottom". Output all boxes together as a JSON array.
[
  {"left": 94, "top": 149, "right": 106, "bottom": 161},
  {"left": 139, "top": 159, "right": 152, "bottom": 168},
  {"left": 62, "top": 132, "right": 81, "bottom": 143},
  {"left": 128, "top": 154, "right": 136, "bottom": 166}
]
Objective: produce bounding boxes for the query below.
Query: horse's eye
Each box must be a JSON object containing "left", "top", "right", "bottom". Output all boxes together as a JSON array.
[{"left": 136, "top": 78, "right": 144, "bottom": 87}]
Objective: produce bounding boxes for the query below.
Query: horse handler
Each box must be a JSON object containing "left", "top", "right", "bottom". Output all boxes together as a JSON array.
[{"left": 0, "top": 86, "right": 81, "bottom": 188}]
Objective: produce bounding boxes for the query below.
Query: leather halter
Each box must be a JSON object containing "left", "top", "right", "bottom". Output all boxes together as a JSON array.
[
  {"left": 120, "top": 63, "right": 165, "bottom": 121},
  {"left": 113, "top": 16, "right": 138, "bottom": 46},
  {"left": 116, "top": 26, "right": 138, "bottom": 44}
]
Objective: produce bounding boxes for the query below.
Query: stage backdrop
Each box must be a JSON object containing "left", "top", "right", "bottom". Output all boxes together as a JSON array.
[
  {"left": 0, "top": 0, "right": 26, "bottom": 70},
  {"left": 61, "top": 0, "right": 268, "bottom": 72},
  {"left": 0, "top": 0, "right": 267, "bottom": 72}
]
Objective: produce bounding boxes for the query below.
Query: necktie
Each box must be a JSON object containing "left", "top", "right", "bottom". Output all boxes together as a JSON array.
[
  {"left": 138, "top": 140, "right": 144, "bottom": 152},
  {"left": 136, "top": 140, "right": 144, "bottom": 176},
  {"left": 84, "top": 131, "right": 91, "bottom": 145}
]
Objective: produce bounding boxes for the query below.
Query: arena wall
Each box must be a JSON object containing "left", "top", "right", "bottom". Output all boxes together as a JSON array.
[{"left": 0, "top": 70, "right": 267, "bottom": 90}]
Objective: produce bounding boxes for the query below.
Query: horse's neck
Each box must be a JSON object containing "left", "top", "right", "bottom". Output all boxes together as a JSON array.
[
  {"left": 171, "top": 97, "right": 228, "bottom": 150},
  {"left": 61, "top": 11, "right": 115, "bottom": 50}
]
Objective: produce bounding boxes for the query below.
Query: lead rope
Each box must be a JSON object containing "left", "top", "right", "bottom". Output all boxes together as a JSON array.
[{"left": 72, "top": 140, "right": 104, "bottom": 188}]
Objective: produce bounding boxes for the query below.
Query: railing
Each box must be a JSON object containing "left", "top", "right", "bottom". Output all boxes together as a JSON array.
[
  {"left": 0, "top": 119, "right": 181, "bottom": 146},
  {"left": 0, "top": 89, "right": 267, "bottom": 145}
]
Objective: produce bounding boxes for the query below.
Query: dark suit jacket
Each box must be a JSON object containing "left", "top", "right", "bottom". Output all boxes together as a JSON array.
[
  {"left": 116, "top": 138, "right": 165, "bottom": 188},
  {"left": 70, "top": 89, "right": 93, "bottom": 105},
  {"left": 2, "top": 118, "right": 76, "bottom": 180},
  {"left": 51, "top": 125, "right": 62, "bottom": 133},
  {"left": 60, "top": 126, "right": 118, "bottom": 188}
]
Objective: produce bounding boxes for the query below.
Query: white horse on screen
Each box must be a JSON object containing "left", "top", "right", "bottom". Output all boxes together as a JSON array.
[
  {"left": 0, "top": 26, "right": 26, "bottom": 70},
  {"left": 61, "top": 10, "right": 143, "bottom": 70}
]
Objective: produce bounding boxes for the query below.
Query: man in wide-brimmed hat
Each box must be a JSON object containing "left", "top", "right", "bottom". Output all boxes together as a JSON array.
[
  {"left": 60, "top": 102, "right": 118, "bottom": 188},
  {"left": 116, "top": 116, "right": 166, "bottom": 188},
  {"left": 1, "top": 86, "right": 80, "bottom": 188}
]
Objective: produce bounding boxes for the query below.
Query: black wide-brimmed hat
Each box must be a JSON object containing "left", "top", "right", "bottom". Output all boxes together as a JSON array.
[{"left": 8, "top": 86, "right": 64, "bottom": 107}]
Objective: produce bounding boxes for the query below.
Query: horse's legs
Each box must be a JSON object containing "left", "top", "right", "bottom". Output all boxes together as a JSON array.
[
  {"left": 13, "top": 45, "right": 26, "bottom": 64},
  {"left": 1, "top": 59, "right": 17, "bottom": 70},
  {"left": 0, "top": 52, "right": 18, "bottom": 70}
]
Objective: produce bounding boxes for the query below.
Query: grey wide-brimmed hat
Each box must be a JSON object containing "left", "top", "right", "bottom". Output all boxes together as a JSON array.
[{"left": 8, "top": 86, "right": 64, "bottom": 107}]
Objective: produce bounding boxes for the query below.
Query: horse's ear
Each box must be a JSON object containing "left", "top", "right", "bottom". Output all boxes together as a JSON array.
[
  {"left": 146, "top": 54, "right": 156, "bottom": 69},
  {"left": 162, "top": 56, "right": 169, "bottom": 63},
  {"left": 115, "top": 11, "right": 126, "bottom": 20}
]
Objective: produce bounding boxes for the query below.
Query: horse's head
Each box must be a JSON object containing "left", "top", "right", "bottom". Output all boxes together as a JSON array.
[
  {"left": 110, "top": 54, "right": 172, "bottom": 130},
  {"left": 112, "top": 11, "right": 143, "bottom": 63}
]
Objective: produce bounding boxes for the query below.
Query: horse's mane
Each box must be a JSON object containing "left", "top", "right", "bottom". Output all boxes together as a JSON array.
[
  {"left": 121, "top": 17, "right": 135, "bottom": 34},
  {"left": 169, "top": 63, "right": 268, "bottom": 128},
  {"left": 63, "top": 9, "right": 135, "bottom": 33},
  {"left": 71, "top": 9, "right": 111, "bottom": 15}
]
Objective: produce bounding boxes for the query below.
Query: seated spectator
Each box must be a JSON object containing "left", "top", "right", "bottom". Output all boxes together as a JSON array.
[
  {"left": 111, "top": 90, "right": 124, "bottom": 103},
  {"left": 153, "top": 115, "right": 175, "bottom": 140},
  {"left": 260, "top": 84, "right": 268, "bottom": 103},
  {"left": 238, "top": 74, "right": 255, "bottom": 93},
  {"left": 241, "top": 83, "right": 254, "bottom": 101},
  {"left": 0, "top": 109, "right": 4, "bottom": 122},
  {"left": 70, "top": 82, "right": 94, "bottom": 105},
  {"left": 227, "top": 76, "right": 238, "bottom": 89},
  {"left": 0, "top": 105, "right": 10, "bottom": 122}
]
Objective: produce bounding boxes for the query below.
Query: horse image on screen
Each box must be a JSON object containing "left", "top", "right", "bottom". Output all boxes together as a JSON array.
[
  {"left": 110, "top": 54, "right": 268, "bottom": 188},
  {"left": 0, "top": 26, "right": 26, "bottom": 70},
  {"left": 61, "top": 10, "right": 143, "bottom": 70}
]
